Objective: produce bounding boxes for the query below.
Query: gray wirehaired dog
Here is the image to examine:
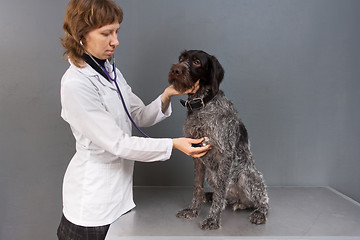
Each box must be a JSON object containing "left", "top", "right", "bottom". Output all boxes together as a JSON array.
[{"left": 168, "top": 50, "right": 269, "bottom": 230}]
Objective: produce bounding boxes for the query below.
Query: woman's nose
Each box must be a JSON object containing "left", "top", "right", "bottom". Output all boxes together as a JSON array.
[{"left": 111, "top": 34, "right": 119, "bottom": 47}]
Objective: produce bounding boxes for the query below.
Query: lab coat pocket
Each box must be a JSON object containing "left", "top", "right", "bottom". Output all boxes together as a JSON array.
[
  {"left": 84, "top": 162, "right": 124, "bottom": 206},
  {"left": 82, "top": 160, "right": 134, "bottom": 221}
]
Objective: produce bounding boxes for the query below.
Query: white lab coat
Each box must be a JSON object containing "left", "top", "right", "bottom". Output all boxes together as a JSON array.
[{"left": 60, "top": 60, "right": 173, "bottom": 227}]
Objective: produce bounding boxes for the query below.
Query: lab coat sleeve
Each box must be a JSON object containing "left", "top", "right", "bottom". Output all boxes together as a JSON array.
[
  {"left": 128, "top": 91, "right": 172, "bottom": 128},
  {"left": 61, "top": 77, "right": 173, "bottom": 162},
  {"left": 115, "top": 69, "right": 171, "bottom": 127}
]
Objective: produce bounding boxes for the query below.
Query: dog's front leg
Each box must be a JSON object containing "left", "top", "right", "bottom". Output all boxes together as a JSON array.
[
  {"left": 177, "top": 158, "right": 205, "bottom": 219},
  {"left": 200, "top": 158, "right": 231, "bottom": 230}
]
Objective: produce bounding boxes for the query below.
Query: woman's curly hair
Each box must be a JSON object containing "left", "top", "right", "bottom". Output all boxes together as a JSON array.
[{"left": 61, "top": 0, "right": 123, "bottom": 68}]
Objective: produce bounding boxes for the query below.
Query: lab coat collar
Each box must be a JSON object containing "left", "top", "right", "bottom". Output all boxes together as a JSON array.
[{"left": 69, "top": 59, "right": 117, "bottom": 90}]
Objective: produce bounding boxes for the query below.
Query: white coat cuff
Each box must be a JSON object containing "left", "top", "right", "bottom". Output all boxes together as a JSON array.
[{"left": 158, "top": 94, "right": 172, "bottom": 117}]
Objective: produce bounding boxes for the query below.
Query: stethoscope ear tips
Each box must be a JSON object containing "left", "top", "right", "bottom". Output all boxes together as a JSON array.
[{"left": 80, "top": 40, "right": 84, "bottom": 46}]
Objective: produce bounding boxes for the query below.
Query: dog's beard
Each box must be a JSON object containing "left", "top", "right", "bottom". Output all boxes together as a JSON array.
[
  {"left": 168, "top": 63, "right": 195, "bottom": 92},
  {"left": 169, "top": 78, "right": 194, "bottom": 93}
]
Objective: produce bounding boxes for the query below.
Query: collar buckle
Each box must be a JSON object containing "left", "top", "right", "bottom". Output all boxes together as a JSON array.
[
  {"left": 184, "top": 100, "right": 192, "bottom": 111},
  {"left": 193, "top": 98, "right": 205, "bottom": 108}
]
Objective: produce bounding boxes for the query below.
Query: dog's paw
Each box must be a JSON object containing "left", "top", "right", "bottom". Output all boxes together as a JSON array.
[
  {"left": 249, "top": 210, "right": 267, "bottom": 224},
  {"left": 200, "top": 217, "right": 220, "bottom": 230},
  {"left": 176, "top": 208, "right": 199, "bottom": 219},
  {"left": 232, "top": 203, "right": 248, "bottom": 211}
]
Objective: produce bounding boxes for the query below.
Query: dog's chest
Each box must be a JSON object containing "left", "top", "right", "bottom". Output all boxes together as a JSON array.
[{"left": 184, "top": 110, "right": 212, "bottom": 138}]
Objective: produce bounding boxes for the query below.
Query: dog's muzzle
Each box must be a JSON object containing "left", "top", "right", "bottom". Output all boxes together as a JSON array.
[{"left": 168, "top": 62, "right": 192, "bottom": 92}]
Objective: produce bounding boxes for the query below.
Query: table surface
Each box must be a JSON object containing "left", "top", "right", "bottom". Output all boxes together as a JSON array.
[{"left": 106, "top": 186, "right": 360, "bottom": 240}]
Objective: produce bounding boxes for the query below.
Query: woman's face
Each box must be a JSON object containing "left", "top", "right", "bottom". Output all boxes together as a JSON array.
[{"left": 83, "top": 22, "right": 120, "bottom": 60}]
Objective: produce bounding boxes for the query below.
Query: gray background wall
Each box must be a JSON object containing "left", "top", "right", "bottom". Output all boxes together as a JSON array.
[{"left": 0, "top": 0, "right": 359, "bottom": 239}]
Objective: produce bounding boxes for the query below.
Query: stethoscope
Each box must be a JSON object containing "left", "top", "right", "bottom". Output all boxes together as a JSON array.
[{"left": 80, "top": 41, "right": 150, "bottom": 138}]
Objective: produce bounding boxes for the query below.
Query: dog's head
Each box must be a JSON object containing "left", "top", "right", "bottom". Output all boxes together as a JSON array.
[{"left": 168, "top": 50, "right": 224, "bottom": 94}]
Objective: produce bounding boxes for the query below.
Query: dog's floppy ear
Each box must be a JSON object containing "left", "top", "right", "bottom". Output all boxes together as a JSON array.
[{"left": 210, "top": 55, "right": 224, "bottom": 94}]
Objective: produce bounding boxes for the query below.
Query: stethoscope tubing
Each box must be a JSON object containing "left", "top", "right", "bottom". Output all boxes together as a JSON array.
[
  {"left": 81, "top": 45, "right": 150, "bottom": 138},
  {"left": 111, "top": 71, "right": 151, "bottom": 138}
]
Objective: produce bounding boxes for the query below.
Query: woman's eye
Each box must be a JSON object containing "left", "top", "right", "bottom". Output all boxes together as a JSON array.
[{"left": 179, "top": 57, "right": 184, "bottom": 62}]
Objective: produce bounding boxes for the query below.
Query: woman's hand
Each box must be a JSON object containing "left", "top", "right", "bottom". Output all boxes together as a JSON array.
[
  {"left": 172, "top": 137, "right": 211, "bottom": 158},
  {"left": 161, "top": 80, "right": 200, "bottom": 113},
  {"left": 165, "top": 80, "right": 200, "bottom": 97}
]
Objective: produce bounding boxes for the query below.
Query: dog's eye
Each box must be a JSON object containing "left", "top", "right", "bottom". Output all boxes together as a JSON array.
[{"left": 193, "top": 59, "right": 201, "bottom": 66}]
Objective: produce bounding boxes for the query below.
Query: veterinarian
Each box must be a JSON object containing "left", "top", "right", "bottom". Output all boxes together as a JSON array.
[{"left": 57, "top": 0, "right": 210, "bottom": 239}]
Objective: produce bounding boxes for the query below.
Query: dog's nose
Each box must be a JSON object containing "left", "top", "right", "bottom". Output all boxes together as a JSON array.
[{"left": 170, "top": 65, "right": 182, "bottom": 75}]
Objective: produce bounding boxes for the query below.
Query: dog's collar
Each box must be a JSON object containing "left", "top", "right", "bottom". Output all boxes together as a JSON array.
[{"left": 180, "top": 91, "right": 216, "bottom": 111}]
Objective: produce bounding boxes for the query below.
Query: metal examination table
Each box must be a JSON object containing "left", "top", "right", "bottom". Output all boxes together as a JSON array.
[{"left": 106, "top": 187, "right": 360, "bottom": 240}]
